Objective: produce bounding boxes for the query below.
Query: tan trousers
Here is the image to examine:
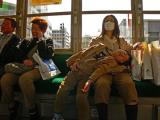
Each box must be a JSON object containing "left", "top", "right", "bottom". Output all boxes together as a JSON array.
[
  {"left": 1, "top": 68, "right": 41, "bottom": 109},
  {"left": 54, "top": 59, "right": 97, "bottom": 120},
  {"left": 54, "top": 71, "right": 91, "bottom": 120},
  {"left": 94, "top": 72, "right": 138, "bottom": 104}
]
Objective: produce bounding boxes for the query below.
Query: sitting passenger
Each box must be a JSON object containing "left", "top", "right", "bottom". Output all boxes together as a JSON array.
[
  {"left": 0, "top": 17, "right": 21, "bottom": 77},
  {"left": 52, "top": 42, "right": 130, "bottom": 120},
  {"left": 0, "top": 17, "right": 54, "bottom": 120},
  {"left": 88, "top": 15, "right": 138, "bottom": 120},
  {"left": 0, "top": 17, "right": 20, "bottom": 101}
]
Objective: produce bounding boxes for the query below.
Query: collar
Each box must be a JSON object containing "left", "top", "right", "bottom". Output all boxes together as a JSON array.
[{"left": 104, "top": 35, "right": 117, "bottom": 43}]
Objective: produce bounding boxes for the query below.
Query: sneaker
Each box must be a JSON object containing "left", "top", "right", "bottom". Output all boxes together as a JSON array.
[
  {"left": 8, "top": 100, "right": 22, "bottom": 120},
  {"left": 52, "top": 113, "right": 64, "bottom": 120}
]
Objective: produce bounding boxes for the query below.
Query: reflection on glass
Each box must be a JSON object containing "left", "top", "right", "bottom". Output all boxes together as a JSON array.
[
  {"left": 0, "top": 0, "right": 17, "bottom": 16},
  {"left": 143, "top": 0, "right": 160, "bottom": 11},
  {"left": 82, "top": 14, "right": 132, "bottom": 48},
  {"left": 26, "top": 15, "right": 71, "bottom": 49},
  {"left": 144, "top": 14, "right": 160, "bottom": 43},
  {"left": 28, "top": 0, "right": 71, "bottom": 14},
  {"left": 82, "top": 0, "right": 131, "bottom": 11}
]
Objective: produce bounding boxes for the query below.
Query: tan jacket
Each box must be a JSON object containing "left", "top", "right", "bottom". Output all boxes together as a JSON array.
[
  {"left": 66, "top": 37, "right": 132, "bottom": 74},
  {"left": 66, "top": 43, "right": 110, "bottom": 67},
  {"left": 90, "top": 36, "right": 133, "bottom": 54}
]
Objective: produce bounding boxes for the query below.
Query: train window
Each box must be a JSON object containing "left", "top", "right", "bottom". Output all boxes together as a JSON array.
[
  {"left": 143, "top": 14, "right": 160, "bottom": 43},
  {"left": 27, "top": 0, "right": 71, "bottom": 14},
  {"left": 26, "top": 15, "right": 71, "bottom": 49},
  {"left": 82, "top": 0, "right": 131, "bottom": 11},
  {"left": 143, "top": 0, "right": 160, "bottom": 11},
  {"left": 82, "top": 14, "right": 132, "bottom": 48},
  {"left": 0, "top": 0, "right": 17, "bottom": 16}
]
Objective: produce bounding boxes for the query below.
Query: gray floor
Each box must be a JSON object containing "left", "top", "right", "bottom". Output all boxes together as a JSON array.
[
  {"left": 0, "top": 115, "right": 78, "bottom": 120},
  {"left": 0, "top": 115, "right": 28, "bottom": 120},
  {"left": 0, "top": 115, "right": 53, "bottom": 120}
]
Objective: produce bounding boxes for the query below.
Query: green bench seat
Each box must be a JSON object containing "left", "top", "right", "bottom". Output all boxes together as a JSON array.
[{"left": 34, "top": 54, "right": 160, "bottom": 97}]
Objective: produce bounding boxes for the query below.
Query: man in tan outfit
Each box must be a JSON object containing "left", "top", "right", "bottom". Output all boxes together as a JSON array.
[
  {"left": 82, "top": 49, "right": 129, "bottom": 93},
  {"left": 52, "top": 43, "right": 129, "bottom": 120}
]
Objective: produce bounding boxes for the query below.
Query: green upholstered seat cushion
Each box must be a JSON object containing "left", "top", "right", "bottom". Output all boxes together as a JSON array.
[
  {"left": 35, "top": 75, "right": 160, "bottom": 97},
  {"left": 34, "top": 75, "right": 64, "bottom": 94},
  {"left": 52, "top": 54, "right": 71, "bottom": 76},
  {"left": 33, "top": 53, "right": 160, "bottom": 97}
]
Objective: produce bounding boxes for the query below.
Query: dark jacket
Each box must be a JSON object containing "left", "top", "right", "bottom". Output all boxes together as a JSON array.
[
  {"left": 0, "top": 34, "right": 21, "bottom": 66},
  {"left": 17, "top": 38, "right": 54, "bottom": 62}
]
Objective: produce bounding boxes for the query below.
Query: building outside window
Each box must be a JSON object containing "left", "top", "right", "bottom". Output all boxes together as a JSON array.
[{"left": 1, "top": 0, "right": 160, "bottom": 51}]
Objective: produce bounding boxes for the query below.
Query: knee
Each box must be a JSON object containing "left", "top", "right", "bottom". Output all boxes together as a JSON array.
[
  {"left": 95, "top": 81, "right": 110, "bottom": 92},
  {"left": 123, "top": 81, "right": 136, "bottom": 91},
  {"left": 19, "top": 74, "right": 33, "bottom": 88},
  {"left": 1, "top": 73, "right": 13, "bottom": 88}
]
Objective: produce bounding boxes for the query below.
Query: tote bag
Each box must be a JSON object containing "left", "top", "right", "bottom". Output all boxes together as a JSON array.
[
  {"left": 150, "top": 41, "right": 160, "bottom": 85},
  {"left": 141, "top": 43, "right": 153, "bottom": 80},
  {"left": 131, "top": 50, "right": 142, "bottom": 81},
  {"left": 33, "top": 53, "right": 61, "bottom": 80}
]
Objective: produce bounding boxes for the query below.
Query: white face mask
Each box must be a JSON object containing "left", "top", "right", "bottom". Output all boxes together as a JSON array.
[{"left": 104, "top": 21, "right": 115, "bottom": 31}]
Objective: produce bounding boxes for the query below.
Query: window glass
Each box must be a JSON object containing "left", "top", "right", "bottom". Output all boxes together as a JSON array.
[
  {"left": 143, "top": 0, "right": 160, "bottom": 11},
  {"left": 82, "top": 14, "right": 132, "bottom": 48},
  {"left": 143, "top": 14, "right": 160, "bottom": 43},
  {"left": 82, "top": 0, "right": 131, "bottom": 11},
  {"left": 0, "top": 0, "right": 17, "bottom": 16},
  {"left": 28, "top": 0, "right": 71, "bottom": 14},
  {"left": 26, "top": 15, "right": 71, "bottom": 49}
]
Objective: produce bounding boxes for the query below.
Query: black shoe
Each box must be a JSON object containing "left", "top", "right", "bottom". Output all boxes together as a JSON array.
[
  {"left": 8, "top": 101, "right": 21, "bottom": 120},
  {"left": 29, "top": 105, "right": 41, "bottom": 120}
]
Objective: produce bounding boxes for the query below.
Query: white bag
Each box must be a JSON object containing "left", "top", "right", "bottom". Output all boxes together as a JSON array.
[
  {"left": 131, "top": 50, "right": 142, "bottom": 81},
  {"left": 33, "top": 53, "right": 61, "bottom": 80},
  {"left": 131, "top": 42, "right": 153, "bottom": 81},
  {"left": 141, "top": 43, "right": 153, "bottom": 80},
  {"left": 150, "top": 41, "right": 160, "bottom": 85}
]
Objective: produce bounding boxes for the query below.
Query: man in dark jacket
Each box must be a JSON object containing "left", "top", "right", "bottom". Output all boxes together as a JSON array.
[
  {"left": 0, "top": 17, "right": 21, "bottom": 77},
  {"left": 0, "top": 17, "right": 20, "bottom": 101}
]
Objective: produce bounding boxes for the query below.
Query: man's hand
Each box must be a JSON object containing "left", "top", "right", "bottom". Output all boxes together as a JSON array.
[
  {"left": 81, "top": 80, "right": 94, "bottom": 93},
  {"left": 70, "top": 61, "right": 80, "bottom": 71}
]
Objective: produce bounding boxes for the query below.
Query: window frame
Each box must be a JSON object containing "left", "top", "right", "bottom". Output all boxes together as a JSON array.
[{"left": 2, "top": 0, "right": 160, "bottom": 53}]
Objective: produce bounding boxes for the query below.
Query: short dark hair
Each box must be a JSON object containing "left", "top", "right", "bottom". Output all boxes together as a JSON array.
[
  {"left": 4, "top": 17, "right": 17, "bottom": 28},
  {"left": 31, "top": 17, "right": 48, "bottom": 32}
]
